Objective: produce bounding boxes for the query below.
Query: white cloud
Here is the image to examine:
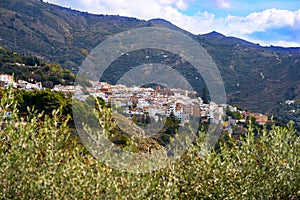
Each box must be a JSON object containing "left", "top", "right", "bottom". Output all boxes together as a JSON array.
[
  {"left": 215, "top": 0, "right": 231, "bottom": 8},
  {"left": 54, "top": 0, "right": 192, "bottom": 15},
  {"left": 44, "top": 1, "right": 300, "bottom": 46},
  {"left": 250, "top": 39, "right": 300, "bottom": 47},
  {"left": 176, "top": 0, "right": 189, "bottom": 10},
  {"left": 218, "top": 9, "right": 300, "bottom": 46},
  {"left": 223, "top": 9, "right": 298, "bottom": 35}
]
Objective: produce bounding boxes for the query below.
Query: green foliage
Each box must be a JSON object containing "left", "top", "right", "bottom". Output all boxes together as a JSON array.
[
  {"left": 226, "top": 107, "right": 242, "bottom": 120},
  {"left": 246, "top": 115, "right": 257, "bottom": 128},
  {"left": 15, "top": 89, "right": 72, "bottom": 117},
  {"left": 270, "top": 101, "right": 300, "bottom": 130},
  {"left": 73, "top": 96, "right": 160, "bottom": 154},
  {"left": 0, "top": 46, "right": 75, "bottom": 85},
  {"left": 0, "top": 89, "right": 299, "bottom": 199}
]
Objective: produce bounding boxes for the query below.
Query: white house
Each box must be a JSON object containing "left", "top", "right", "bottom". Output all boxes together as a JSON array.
[{"left": 0, "top": 74, "right": 15, "bottom": 88}]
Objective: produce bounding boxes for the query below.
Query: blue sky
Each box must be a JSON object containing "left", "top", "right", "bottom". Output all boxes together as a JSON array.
[{"left": 45, "top": 0, "right": 300, "bottom": 47}]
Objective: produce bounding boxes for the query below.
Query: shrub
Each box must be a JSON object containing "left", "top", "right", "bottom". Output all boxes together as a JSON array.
[{"left": 0, "top": 89, "right": 299, "bottom": 199}]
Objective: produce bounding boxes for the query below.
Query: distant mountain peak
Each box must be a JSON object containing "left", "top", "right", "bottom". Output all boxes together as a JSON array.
[
  {"left": 148, "top": 18, "right": 170, "bottom": 23},
  {"left": 204, "top": 31, "right": 226, "bottom": 39},
  {"left": 148, "top": 18, "right": 192, "bottom": 36}
]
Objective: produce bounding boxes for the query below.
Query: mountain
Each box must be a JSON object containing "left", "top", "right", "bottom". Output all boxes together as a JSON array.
[
  {"left": 0, "top": 0, "right": 152, "bottom": 72},
  {"left": 196, "top": 32, "right": 300, "bottom": 112},
  {"left": 1, "top": 0, "right": 300, "bottom": 115}
]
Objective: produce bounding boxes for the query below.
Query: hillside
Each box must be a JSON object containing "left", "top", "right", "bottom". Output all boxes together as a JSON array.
[
  {"left": 0, "top": 45, "right": 75, "bottom": 86},
  {"left": 196, "top": 32, "right": 300, "bottom": 113},
  {"left": 0, "top": 0, "right": 300, "bottom": 115},
  {"left": 0, "top": 0, "right": 150, "bottom": 72}
]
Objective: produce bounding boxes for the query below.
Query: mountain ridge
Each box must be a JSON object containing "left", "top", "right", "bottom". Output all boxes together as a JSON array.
[{"left": 1, "top": 0, "right": 300, "bottom": 115}]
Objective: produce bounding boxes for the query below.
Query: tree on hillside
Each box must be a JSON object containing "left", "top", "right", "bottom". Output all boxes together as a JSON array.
[{"left": 16, "top": 89, "right": 72, "bottom": 117}]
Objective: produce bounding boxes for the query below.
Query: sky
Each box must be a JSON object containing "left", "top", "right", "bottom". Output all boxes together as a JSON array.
[{"left": 44, "top": 0, "right": 300, "bottom": 47}]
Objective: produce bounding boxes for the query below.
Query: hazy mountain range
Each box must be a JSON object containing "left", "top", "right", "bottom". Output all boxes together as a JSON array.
[{"left": 1, "top": 0, "right": 300, "bottom": 115}]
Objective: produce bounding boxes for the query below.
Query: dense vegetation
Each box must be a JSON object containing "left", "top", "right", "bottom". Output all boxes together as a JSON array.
[
  {"left": 271, "top": 99, "right": 300, "bottom": 130},
  {"left": 0, "top": 45, "right": 75, "bottom": 86},
  {"left": 0, "top": 89, "right": 299, "bottom": 199},
  {"left": 15, "top": 89, "right": 72, "bottom": 117}
]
